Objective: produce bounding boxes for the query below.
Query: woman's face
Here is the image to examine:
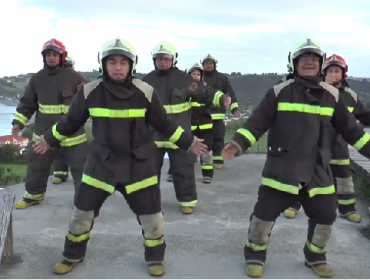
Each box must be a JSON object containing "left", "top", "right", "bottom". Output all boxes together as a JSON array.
[
  {"left": 191, "top": 70, "right": 201, "bottom": 81},
  {"left": 325, "top": 65, "right": 343, "bottom": 84}
]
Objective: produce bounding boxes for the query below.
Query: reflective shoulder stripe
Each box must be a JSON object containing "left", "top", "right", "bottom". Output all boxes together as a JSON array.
[
  {"left": 83, "top": 79, "right": 102, "bottom": 99},
  {"left": 132, "top": 78, "right": 154, "bottom": 102},
  {"left": 344, "top": 87, "right": 358, "bottom": 103},
  {"left": 273, "top": 79, "right": 294, "bottom": 97},
  {"left": 319, "top": 81, "right": 339, "bottom": 102}
]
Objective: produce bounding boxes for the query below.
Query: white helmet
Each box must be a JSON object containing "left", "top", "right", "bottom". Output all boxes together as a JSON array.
[
  {"left": 152, "top": 41, "right": 178, "bottom": 66},
  {"left": 65, "top": 53, "right": 75, "bottom": 68}
]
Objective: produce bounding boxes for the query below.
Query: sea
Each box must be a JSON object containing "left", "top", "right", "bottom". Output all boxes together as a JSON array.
[{"left": 0, "top": 103, "right": 16, "bottom": 136}]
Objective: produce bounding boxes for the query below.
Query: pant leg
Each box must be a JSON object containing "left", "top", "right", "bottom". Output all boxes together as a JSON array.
[
  {"left": 286, "top": 201, "right": 302, "bottom": 212},
  {"left": 331, "top": 164, "right": 356, "bottom": 216},
  {"left": 245, "top": 185, "right": 298, "bottom": 265},
  {"left": 118, "top": 183, "right": 164, "bottom": 264},
  {"left": 63, "top": 182, "right": 110, "bottom": 262},
  {"left": 212, "top": 120, "right": 225, "bottom": 167},
  {"left": 63, "top": 143, "right": 88, "bottom": 192},
  {"left": 301, "top": 191, "right": 337, "bottom": 266},
  {"left": 197, "top": 128, "right": 214, "bottom": 179},
  {"left": 154, "top": 148, "right": 166, "bottom": 185},
  {"left": 168, "top": 149, "right": 197, "bottom": 207},
  {"left": 23, "top": 146, "right": 58, "bottom": 201},
  {"left": 52, "top": 150, "right": 69, "bottom": 180}
]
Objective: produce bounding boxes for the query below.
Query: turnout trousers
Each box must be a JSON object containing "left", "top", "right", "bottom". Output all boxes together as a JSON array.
[
  {"left": 23, "top": 142, "right": 87, "bottom": 202},
  {"left": 63, "top": 182, "right": 165, "bottom": 264},
  {"left": 193, "top": 127, "right": 214, "bottom": 179},
  {"left": 155, "top": 148, "right": 197, "bottom": 207},
  {"left": 52, "top": 150, "right": 69, "bottom": 181},
  {"left": 245, "top": 185, "right": 337, "bottom": 267},
  {"left": 212, "top": 119, "right": 225, "bottom": 168}
]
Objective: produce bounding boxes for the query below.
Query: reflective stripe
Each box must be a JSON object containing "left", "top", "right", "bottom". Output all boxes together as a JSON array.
[
  {"left": 192, "top": 124, "right": 213, "bottom": 130},
  {"left": 309, "top": 185, "right": 335, "bottom": 197},
  {"left": 246, "top": 240, "right": 268, "bottom": 251},
  {"left": 191, "top": 126, "right": 197, "bottom": 131},
  {"left": 169, "top": 126, "right": 184, "bottom": 143},
  {"left": 155, "top": 141, "right": 179, "bottom": 149},
  {"left": 54, "top": 171, "right": 68, "bottom": 175},
  {"left": 338, "top": 198, "right": 355, "bottom": 205},
  {"left": 164, "top": 102, "right": 191, "bottom": 114},
  {"left": 14, "top": 112, "right": 28, "bottom": 126},
  {"left": 67, "top": 232, "right": 90, "bottom": 243},
  {"left": 82, "top": 173, "right": 115, "bottom": 194},
  {"left": 236, "top": 128, "right": 256, "bottom": 145},
  {"left": 353, "top": 133, "right": 370, "bottom": 150},
  {"left": 347, "top": 106, "right": 354, "bottom": 113},
  {"left": 277, "top": 102, "right": 334, "bottom": 116},
  {"left": 262, "top": 177, "right": 299, "bottom": 195},
  {"left": 89, "top": 108, "right": 146, "bottom": 118},
  {"left": 38, "top": 103, "right": 69, "bottom": 114},
  {"left": 34, "top": 132, "right": 87, "bottom": 147},
  {"left": 329, "top": 159, "right": 350, "bottom": 165},
  {"left": 230, "top": 102, "right": 238, "bottom": 111},
  {"left": 213, "top": 156, "right": 223, "bottom": 160},
  {"left": 125, "top": 175, "right": 158, "bottom": 194},
  {"left": 23, "top": 191, "right": 45, "bottom": 201},
  {"left": 191, "top": 102, "right": 204, "bottom": 107},
  {"left": 201, "top": 165, "right": 213, "bottom": 170},
  {"left": 212, "top": 90, "right": 223, "bottom": 106},
  {"left": 179, "top": 200, "right": 197, "bottom": 207},
  {"left": 211, "top": 113, "right": 225, "bottom": 120},
  {"left": 144, "top": 236, "right": 164, "bottom": 247},
  {"left": 306, "top": 240, "right": 326, "bottom": 254}
]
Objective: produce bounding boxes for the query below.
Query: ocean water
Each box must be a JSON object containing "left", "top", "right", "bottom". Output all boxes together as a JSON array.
[{"left": 0, "top": 104, "right": 16, "bottom": 136}]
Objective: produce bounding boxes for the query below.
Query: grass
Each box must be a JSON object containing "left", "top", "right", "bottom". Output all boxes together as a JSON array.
[
  {"left": 3, "top": 164, "right": 27, "bottom": 177},
  {"left": 1, "top": 164, "right": 27, "bottom": 187}
]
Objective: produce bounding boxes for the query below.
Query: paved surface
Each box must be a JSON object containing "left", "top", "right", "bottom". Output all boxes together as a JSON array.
[{"left": 1, "top": 154, "right": 370, "bottom": 279}]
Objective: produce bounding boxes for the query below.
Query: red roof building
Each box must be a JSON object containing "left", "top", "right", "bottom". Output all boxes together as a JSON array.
[{"left": 0, "top": 135, "right": 29, "bottom": 148}]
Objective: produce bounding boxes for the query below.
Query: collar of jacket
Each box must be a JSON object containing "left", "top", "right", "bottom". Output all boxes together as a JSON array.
[
  {"left": 43, "top": 65, "right": 61, "bottom": 76},
  {"left": 155, "top": 67, "right": 177, "bottom": 76},
  {"left": 204, "top": 69, "right": 217, "bottom": 77},
  {"left": 294, "top": 75, "right": 323, "bottom": 89},
  {"left": 102, "top": 76, "right": 134, "bottom": 100}
]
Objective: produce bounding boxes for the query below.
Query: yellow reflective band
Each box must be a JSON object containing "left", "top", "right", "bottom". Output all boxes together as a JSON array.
[
  {"left": 212, "top": 91, "right": 223, "bottom": 107},
  {"left": 38, "top": 103, "right": 69, "bottom": 114},
  {"left": 191, "top": 102, "right": 204, "bottom": 107},
  {"left": 308, "top": 185, "right": 335, "bottom": 197},
  {"left": 199, "top": 123, "right": 213, "bottom": 130},
  {"left": 67, "top": 232, "right": 90, "bottom": 243},
  {"left": 213, "top": 156, "right": 223, "bottom": 160},
  {"left": 178, "top": 200, "right": 197, "bottom": 207},
  {"left": 155, "top": 141, "right": 179, "bottom": 149},
  {"left": 354, "top": 133, "right": 370, "bottom": 150},
  {"left": 338, "top": 198, "right": 355, "bottom": 205},
  {"left": 236, "top": 128, "right": 256, "bottom": 145},
  {"left": 211, "top": 113, "right": 225, "bottom": 120},
  {"left": 89, "top": 108, "right": 146, "bottom": 118},
  {"left": 230, "top": 102, "right": 239, "bottom": 110},
  {"left": 125, "top": 175, "right": 158, "bottom": 194},
  {"left": 14, "top": 112, "right": 28, "bottom": 126},
  {"left": 348, "top": 106, "right": 354, "bottom": 113},
  {"left": 201, "top": 165, "right": 213, "bottom": 170},
  {"left": 246, "top": 240, "right": 268, "bottom": 251},
  {"left": 23, "top": 191, "right": 45, "bottom": 201},
  {"left": 191, "top": 126, "right": 197, "bottom": 131},
  {"left": 329, "top": 159, "right": 350, "bottom": 165},
  {"left": 163, "top": 102, "right": 191, "bottom": 114},
  {"left": 34, "top": 132, "right": 87, "bottom": 147},
  {"left": 52, "top": 124, "right": 67, "bottom": 141},
  {"left": 144, "top": 236, "right": 164, "bottom": 247},
  {"left": 54, "top": 171, "right": 68, "bottom": 175},
  {"left": 306, "top": 240, "right": 326, "bottom": 254},
  {"left": 262, "top": 177, "right": 299, "bottom": 194},
  {"left": 278, "top": 102, "right": 334, "bottom": 116},
  {"left": 169, "top": 126, "right": 184, "bottom": 143},
  {"left": 82, "top": 174, "right": 115, "bottom": 194}
]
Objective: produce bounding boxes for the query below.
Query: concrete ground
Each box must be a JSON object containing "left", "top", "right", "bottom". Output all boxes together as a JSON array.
[{"left": 1, "top": 154, "right": 370, "bottom": 279}]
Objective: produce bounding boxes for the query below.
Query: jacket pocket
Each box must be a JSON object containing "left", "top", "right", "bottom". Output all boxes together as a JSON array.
[
  {"left": 61, "top": 89, "right": 73, "bottom": 98},
  {"left": 170, "top": 88, "right": 186, "bottom": 103}
]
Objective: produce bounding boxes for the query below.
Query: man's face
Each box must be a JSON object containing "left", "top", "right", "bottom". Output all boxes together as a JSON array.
[
  {"left": 105, "top": 55, "right": 130, "bottom": 81},
  {"left": 191, "top": 70, "right": 201, "bottom": 81},
  {"left": 203, "top": 60, "right": 215, "bottom": 72},
  {"left": 296, "top": 53, "right": 320, "bottom": 77},
  {"left": 45, "top": 50, "right": 60, "bottom": 67},
  {"left": 325, "top": 65, "right": 343, "bottom": 84},
  {"left": 155, "top": 56, "right": 172, "bottom": 70}
]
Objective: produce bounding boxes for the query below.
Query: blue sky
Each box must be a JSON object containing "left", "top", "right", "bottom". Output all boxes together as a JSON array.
[{"left": 1, "top": 0, "right": 370, "bottom": 76}]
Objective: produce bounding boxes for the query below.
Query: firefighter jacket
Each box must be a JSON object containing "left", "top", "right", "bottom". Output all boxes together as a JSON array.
[
  {"left": 12, "top": 67, "right": 87, "bottom": 147},
  {"left": 229, "top": 76, "right": 370, "bottom": 197},
  {"left": 330, "top": 85, "right": 370, "bottom": 165},
  {"left": 142, "top": 67, "right": 227, "bottom": 149},
  {"left": 190, "top": 81, "right": 213, "bottom": 131},
  {"left": 203, "top": 70, "right": 238, "bottom": 120},
  {"left": 41, "top": 78, "right": 196, "bottom": 194}
]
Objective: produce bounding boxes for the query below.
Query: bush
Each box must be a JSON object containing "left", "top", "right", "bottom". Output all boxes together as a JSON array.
[
  {"left": 0, "top": 144, "right": 27, "bottom": 164},
  {"left": 0, "top": 166, "right": 25, "bottom": 187}
]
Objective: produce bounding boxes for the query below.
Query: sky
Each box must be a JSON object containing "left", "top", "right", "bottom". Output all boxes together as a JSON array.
[{"left": 1, "top": 0, "right": 370, "bottom": 77}]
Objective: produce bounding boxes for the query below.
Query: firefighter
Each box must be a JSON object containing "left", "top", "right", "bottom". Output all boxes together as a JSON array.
[
  {"left": 52, "top": 53, "right": 75, "bottom": 185},
  {"left": 283, "top": 54, "right": 370, "bottom": 223},
  {"left": 202, "top": 54, "right": 240, "bottom": 170},
  {"left": 12, "top": 39, "right": 88, "bottom": 209},
  {"left": 187, "top": 62, "right": 214, "bottom": 183},
  {"left": 31, "top": 37, "right": 208, "bottom": 276},
  {"left": 142, "top": 41, "right": 231, "bottom": 215},
  {"left": 222, "top": 38, "right": 370, "bottom": 278}
]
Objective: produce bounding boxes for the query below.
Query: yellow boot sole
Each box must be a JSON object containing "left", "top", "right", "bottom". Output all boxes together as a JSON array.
[
  {"left": 245, "top": 264, "right": 263, "bottom": 278},
  {"left": 203, "top": 177, "right": 212, "bottom": 184},
  {"left": 305, "top": 261, "right": 333, "bottom": 278},
  {"left": 344, "top": 213, "right": 361, "bottom": 223},
  {"left": 148, "top": 263, "right": 165, "bottom": 276},
  {"left": 53, "top": 177, "right": 64, "bottom": 184},
  {"left": 214, "top": 164, "right": 223, "bottom": 170},
  {"left": 53, "top": 260, "right": 82, "bottom": 275},
  {"left": 283, "top": 209, "right": 297, "bottom": 219},
  {"left": 15, "top": 200, "right": 39, "bottom": 209},
  {"left": 181, "top": 206, "right": 194, "bottom": 215}
]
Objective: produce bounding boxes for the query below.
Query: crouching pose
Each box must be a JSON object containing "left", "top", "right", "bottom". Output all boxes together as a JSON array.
[
  {"left": 222, "top": 39, "right": 370, "bottom": 278},
  {"left": 32, "top": 37, "right": 207, "bottom": 277}
]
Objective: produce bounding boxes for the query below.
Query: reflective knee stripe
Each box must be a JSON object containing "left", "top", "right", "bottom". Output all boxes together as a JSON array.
[
  {"left": 211, "top": 113, "right": 225, "bottom": 120},
  {"left": 246, "top": 241, "right": 268, "bottom": 251},
  {"left": 155, "top": 141, "right": 179, "bottom": 149},
  {"left": 82, "top": 174, "right": 115, "bottom": 194},
  {"left": 125, "top": 176, "right": 158, "bottom": 194},
  {"left": 308, "top": 185, "right": 335, "bottom": 197},
  {"left": 306, "top": 240, "right": 326, "bottom": 254},
  {"left": 33, "top": 133, "right": 87, "bottom": 147},
  {"left": 179, "top": 200, "right": 197, "bottom": 207},
  {"left": 23, "top": 191, "right": 45, "bottom": 201},
  {"left": 338, "top": 198, "right": 355, "bottom": 205},
  {"left": 14, "top": 112, "right": 28, "bottom": 126},
  {"left": 329, "top": 159, "right": 350, "bottom": 165},
  {"left": 144, "top": 236, "right": 164, "bottom": 247},
  {"left": 66, "top": 232, "right": 90, "bottom": 243}
]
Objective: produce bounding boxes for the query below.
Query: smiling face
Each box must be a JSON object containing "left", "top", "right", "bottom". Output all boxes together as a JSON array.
[
  {"left": 105, "top": 54, "right": 130, "bottom": 81},
  {"left": 325, "top": 65, "right": 343, "bottom": 84},
  {"left": 296, "top": 53, "right": 321, "bottom": 77}
]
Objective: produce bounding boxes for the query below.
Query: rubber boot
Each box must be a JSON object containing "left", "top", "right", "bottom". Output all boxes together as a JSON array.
[
  {"left": 305, "top": 261, "right": 333, "bottom": 278},
  {"left": 203, "top": 177, "right": 212, "bottom": 184},
  {"left": 166, "top": 175, "right": 173, "bottom": 182},
  {"left": 341, "top": 213, "right": 361, "bottom": 223},
  {"left": 214, "top": 164, "right": 223, "bottom": 170},
  {"left": 53, "top": 259, "right": 83, "bottom": 275},
  {"left": 181, "top": 206, "right": 194, "bottom": 215},
  {"left": 53, "top": 177, "right": 65, "bottom": 184},
  {"left": 245, "top": 264, "right": 263, "bottom": 278},
  {"left": 148, "top": 263, "right": 165, "bottom": 276},
  {"left": 15, "top": 198, "right": 40, "bottom": 209},
  {"left": 283, "top": 208, "right": 297, "bottom": 219}
]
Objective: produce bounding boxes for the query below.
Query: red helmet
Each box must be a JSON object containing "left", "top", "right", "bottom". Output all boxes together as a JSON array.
[
  {"left": 41, "top": 38, "right": 66, "bottom": 63},
  {"left": 322, "top": 54, "right": 348, "bottom": 78}
]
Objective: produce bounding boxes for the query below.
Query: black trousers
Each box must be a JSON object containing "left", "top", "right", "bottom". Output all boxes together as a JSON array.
[
  {"left": 52, "top": 151, "right": 69, "bottom": 180},
  {"left": 212, "top": 120, "right": 225, "bottom": 166}
]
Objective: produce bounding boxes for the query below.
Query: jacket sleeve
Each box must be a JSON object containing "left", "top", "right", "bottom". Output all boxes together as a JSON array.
[
  {"left": 223, "top": 74, "right": 239, "bottom": 113},
  {"left": 43, "top": 88, "right": 90, "bottom": 147},
  {"left": 147, "top": 89, "right": 195, "bottom": 150},
  {"left": 331, "top": 94, "right": 370, "bottom": 158},
  {"left": 12, "top": 76, "right": 38, "bottom": 129},
  {"left": 353, "top": 99, "right": 370, "bottom": 126},
  {"left": 229, "top": 88, "right": 277, "bottom": 156}
]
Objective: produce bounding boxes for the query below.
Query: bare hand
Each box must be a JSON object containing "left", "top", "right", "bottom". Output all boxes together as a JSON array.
[
  {"left": 222, "top": 143, "right": 238, "bottom": 160},
  {"left": 11, "top": 125, "right": 20, "bottom": 136},
  {"left": 190, "top": 138, "right": 208, "bottom": 155},
  {"left": 233, "top": 109, "right": 241, "bottom": 118},
  {"left": 223, "top": 96, "right": 232, "bottom": 108},
  {"left": 32, "top": 141, "right": 50, "bottom": 155}
]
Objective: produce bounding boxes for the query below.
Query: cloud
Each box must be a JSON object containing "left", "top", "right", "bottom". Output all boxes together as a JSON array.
[{"left": 1, "top": 0, "right": 370, "bottom": 76}]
